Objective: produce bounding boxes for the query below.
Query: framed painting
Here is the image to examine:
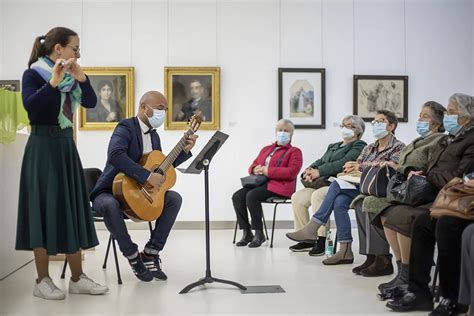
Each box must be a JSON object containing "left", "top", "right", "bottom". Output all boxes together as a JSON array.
[
  {"left": 79, "top": 67, "right": 134, "bottom": 130},
  {"left": 354, "top": 75, "right": 408, "bottom": 122},
  {"left": 278, "top": 68, "right": 325, "bottom": 129},
  {"left": 164, "top": 67, "right": 220, "bottom": 130}
]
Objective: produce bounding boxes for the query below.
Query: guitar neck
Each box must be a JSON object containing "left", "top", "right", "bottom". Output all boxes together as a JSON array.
[{"left": 160, "top": 129, "right": 194, "bottom": 172}]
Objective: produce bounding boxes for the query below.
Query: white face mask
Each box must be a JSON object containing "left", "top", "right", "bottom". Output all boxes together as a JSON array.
[
  {"left": 341, "top": 127, "right": 355, "bottom": 140},
  {"left": 145, "top": 104, "right": 166, "bottom": 129}
]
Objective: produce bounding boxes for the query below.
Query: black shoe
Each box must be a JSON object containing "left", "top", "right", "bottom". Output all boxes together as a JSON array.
[
  {"left": 289, "top": 242, "right": 314, "bottom": 252},
  {"left": 248, "top": 230, "right": 266, "bottom": 248},
  {"left": 377, "top": 284, "right": 408, "bottom": 301},
  {"left": 386, "top": 291, "right": 434, "bottom": 312},
  {"left": 236, "top": 229, "right": 254, "bottom": 247},
  {"left": 308, "top": 237, "right": 326, "bottom": 256},
  {"left": 128, "top": 254, "right": 153, "bottom": 282},
  {"left": 141, "top": 252, "right": 168, "bottom": 281},
  {"left": 429, "top": 298, "right": 469, "bottom": 316},
  {"left": 360, "top": 255, "right": 394, "bottom": 277},
  {"left": 352, "top": 255, "right": 375, "bottom": 275}
]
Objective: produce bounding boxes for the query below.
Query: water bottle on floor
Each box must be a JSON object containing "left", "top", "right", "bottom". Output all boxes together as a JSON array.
[{"left": 325, "top": 231, "right": 334, "bottom": 257}]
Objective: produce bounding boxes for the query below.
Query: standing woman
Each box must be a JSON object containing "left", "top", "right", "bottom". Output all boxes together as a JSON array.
[{"left": 15, "top": 27, "right": 108, "bottom": 300}]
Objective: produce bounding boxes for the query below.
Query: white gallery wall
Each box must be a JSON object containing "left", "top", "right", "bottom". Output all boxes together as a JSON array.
[{"left": 1, "top": 0, "right": 474, "bottom": 223}]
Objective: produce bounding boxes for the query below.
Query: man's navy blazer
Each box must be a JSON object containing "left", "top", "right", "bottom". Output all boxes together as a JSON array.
[{"left": 90, "top": 117, "right": 192, "bottom": 201}]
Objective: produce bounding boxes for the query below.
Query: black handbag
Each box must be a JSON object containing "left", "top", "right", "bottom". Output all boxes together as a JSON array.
[
  {"left": 240, "top": 175, "right": 269, "bottom": 189},
  {"left": 386, "top": 173, "right": 438, "bottom": 206},
  {"left": 241, "top": 148, "right": 289, "bottom": 189},
  {"left": 360, "top": 165, "right": 396, "bottom": 197},
  {"left": 301, "top": 177, "right": 330, "bottom": 189}
]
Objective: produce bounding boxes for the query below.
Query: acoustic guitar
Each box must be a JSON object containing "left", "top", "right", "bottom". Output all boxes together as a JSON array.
[{"left": 112, "top": 115, "right": 202, "bottom": 222}]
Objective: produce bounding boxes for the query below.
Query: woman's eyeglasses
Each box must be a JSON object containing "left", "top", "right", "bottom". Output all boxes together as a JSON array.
[{"left": 67, "top": 45, "right": 80, "bottom": 55}]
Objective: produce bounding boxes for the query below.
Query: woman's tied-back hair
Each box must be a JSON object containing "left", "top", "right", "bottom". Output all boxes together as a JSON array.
[{"left": 28, "top": 27, "right": 77, "bottom": 67}]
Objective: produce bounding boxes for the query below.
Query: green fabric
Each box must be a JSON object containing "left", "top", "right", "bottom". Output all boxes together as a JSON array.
[
  {"left": 309, "top": 140, "right": 367, "bottom": 177},
  {"left": 0, "top": 89, "right": 29, "bottom": 144},
  {"left": 15, "top": 126, "right": 99, "bottom": 255},
  {"left": 351, "top": 133, "right": 445, "bottom": 214}
]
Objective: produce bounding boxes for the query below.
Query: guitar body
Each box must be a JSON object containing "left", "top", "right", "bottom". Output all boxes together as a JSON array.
[{"left": 113, "top": 150, "right": 177, "bottom": 222}]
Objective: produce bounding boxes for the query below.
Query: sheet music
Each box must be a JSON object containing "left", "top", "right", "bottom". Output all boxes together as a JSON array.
[{"left": 328, "top": 177, "right": 357, "bottom": 190}]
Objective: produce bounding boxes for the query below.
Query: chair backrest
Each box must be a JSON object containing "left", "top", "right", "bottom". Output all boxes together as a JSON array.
[{"left": 83, "top": 168, "right": 103, "bottom": 195}]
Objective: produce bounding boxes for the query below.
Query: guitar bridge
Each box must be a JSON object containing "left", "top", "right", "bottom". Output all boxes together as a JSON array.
[{"left": 140, "top": 187, "right": 154, "bottom": 204}]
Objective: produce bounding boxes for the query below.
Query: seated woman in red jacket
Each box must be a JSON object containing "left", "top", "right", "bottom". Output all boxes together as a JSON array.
[{"left": 232, "top": 119, "right": 303, "bottom": 248}]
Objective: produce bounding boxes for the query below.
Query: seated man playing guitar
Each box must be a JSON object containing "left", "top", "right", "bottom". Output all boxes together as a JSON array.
[{"left": 90, "top": 91, "right": 198, "bottom": 282}]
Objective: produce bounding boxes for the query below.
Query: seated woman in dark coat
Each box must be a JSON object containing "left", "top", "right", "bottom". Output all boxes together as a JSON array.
[{"left": 385, "top": 94, "right": 474, "bottom": 314}]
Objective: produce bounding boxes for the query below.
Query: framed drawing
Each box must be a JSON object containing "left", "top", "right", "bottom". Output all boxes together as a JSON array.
[
  {"left": 278, "top": 68, "right": 325, "bottom": 129},
  {"left": 164, "top": 67, "right": 220, "bottom": 130},
  {"left": 0, "top": 80, "right": 20, "bottom": 91},
  {"left": 79, "top": 67, "right": 134, "bottom": 130},
  {"left": 354, "top": 75, "right": 408, "bottom": 122}
]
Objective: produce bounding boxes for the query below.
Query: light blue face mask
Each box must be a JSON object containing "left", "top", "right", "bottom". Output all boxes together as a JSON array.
[
  {"left": 146, "top": 104, "right": 166, "bottom": 129},
  {"left": 416, "top": 121, "right": 430, "bottom": 137},
  {"left": 372, "top": 122, "right": 388, "bottom": 140},
  {"left": 276, "top": 131, "right": 291, "bottom": 145},
  {"left": 443, "top": 114, "right": 461, "bottom": 135}
]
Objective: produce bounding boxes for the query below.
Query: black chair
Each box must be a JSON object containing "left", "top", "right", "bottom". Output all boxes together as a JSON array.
[
  {"left": 232, "top": 196, "right": 292, "bottom": 248},
  {"left": 60, "top": 168, "right": 153, "bottom": 285},
  {"left": 431, "top": 255, "right": 441, "bottom": 303}
]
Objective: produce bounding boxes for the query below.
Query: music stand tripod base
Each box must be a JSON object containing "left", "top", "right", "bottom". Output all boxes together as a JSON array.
[
  {"left": 177, "top": 132, "right": 246, "bottom": 294},
  {"left": 179, "top": 275, "right": 247, "bottom": 294}
]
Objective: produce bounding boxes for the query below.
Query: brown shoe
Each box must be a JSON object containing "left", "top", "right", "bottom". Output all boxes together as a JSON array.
[
  {"left": 360, "top": 255, "right": 394, "bottom": 277},
  {"left": 352, "top": 255, "right": 375, "bottom": 275}
]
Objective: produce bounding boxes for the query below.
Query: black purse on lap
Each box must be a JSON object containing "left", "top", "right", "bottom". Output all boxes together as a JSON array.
[
  {"left": 386, "top": 173, "right": 437, "bottom": 206},
  {"left": 241, "top": 148, "right": 289, "bottom": 189}
]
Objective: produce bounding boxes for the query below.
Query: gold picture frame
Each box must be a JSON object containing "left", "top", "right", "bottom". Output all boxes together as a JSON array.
[
  {"left": 164, "top": 67, "right": 220, "bottom": 130},
  {"left": 79, "top": 67, "right": 134, "bottom": 130}
]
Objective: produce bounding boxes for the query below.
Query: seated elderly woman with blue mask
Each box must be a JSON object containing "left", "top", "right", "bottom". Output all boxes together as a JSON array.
[
  {"left": 286, "top": 110, "right": 405, "bottom": 265},
  {"left": 289, "top": 115, "right": 367, "bottom": 255},
  {"left": 232, "top": 119, "right": 303, "bottom": 248}
]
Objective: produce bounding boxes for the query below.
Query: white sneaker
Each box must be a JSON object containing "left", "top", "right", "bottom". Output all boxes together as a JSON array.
[
  {"left": 68, "top": 274, "right": 109, "bottom": 295},
  {"left": 33, "top": 277, "right": 66, "bottom": 300}
]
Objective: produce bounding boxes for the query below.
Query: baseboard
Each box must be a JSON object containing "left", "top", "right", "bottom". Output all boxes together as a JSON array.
[{"left": 94, "top": 219, "right": 357, "bottom": 231}]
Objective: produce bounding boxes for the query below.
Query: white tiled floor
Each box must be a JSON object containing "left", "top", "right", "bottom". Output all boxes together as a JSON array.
[{"left": 0, "top": 229, "right": 427, "bottom": 316}]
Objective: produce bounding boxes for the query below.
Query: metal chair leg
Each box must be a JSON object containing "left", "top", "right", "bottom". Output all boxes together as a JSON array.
[
  {"left": 111, "top": 237, "right": 122, "bottom": 285},
  {"left": 103, "top": 234, "right": 112, "bottom": 269},
  {"left": 60, "top": 258, "right": 68, "bottom": 279},
  {"left": 334, "top": 234, "right": 338, "bottom": 254},
  {"left": 233, "top": 221, "right": 238, "bottom": 244},
  {"left": 432, "top": 258, "right": 440, "bottom": 302},
  {"left": 269, "top": 203, "right": 279, "bottom": 248},
  {"left": 262, "top": 212, "right": 269, "bottom": 240},
  {"left": 148, "top": 221, "right": 153, "bottom": 233}
]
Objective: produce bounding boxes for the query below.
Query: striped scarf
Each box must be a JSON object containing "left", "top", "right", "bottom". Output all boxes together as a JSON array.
[{"left": 31, "top": 57, "right": 82, "bottom": 129}]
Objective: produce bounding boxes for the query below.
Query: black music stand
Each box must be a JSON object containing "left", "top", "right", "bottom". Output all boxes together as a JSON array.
[{"left": 177, "top": 131, "right": 247, "bottom": 294}]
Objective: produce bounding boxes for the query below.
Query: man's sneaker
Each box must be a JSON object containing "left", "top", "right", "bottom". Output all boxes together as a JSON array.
[
  {"left": 309, "top": 237, "right": 326, "bottom": 256},
  {"left": 33, "top": 277, "right": 65, "bottom": 300},
  {"left": 128, "top": 255, "right": 153, "bottom": 282},
  {"left": 289, "top": 242, "right": 314, "bottom": 252},
  {"left": 429, "top": 298, "right": 469, "bottom": 316},
  {"left": 141, "top": 252, "right": 168, "bottom": 281},
  {"left": 69, "top": 273, "right": 109, "bottom": 295}
]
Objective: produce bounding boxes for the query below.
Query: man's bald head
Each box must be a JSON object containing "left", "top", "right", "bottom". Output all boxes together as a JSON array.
[
  {"left": 139, "top": 91, "right": 168, "bottom": 108},
  {"left": 138, "top": 91, "right": 168, "bottom": 128}
]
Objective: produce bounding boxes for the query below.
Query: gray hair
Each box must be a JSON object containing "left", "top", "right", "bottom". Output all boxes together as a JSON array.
[
  {"left": 342, "top": 115, "right": 366, "bottom": 139},
  {"left": 276, "top": 119, "right": 295, "bottom": 136},
  {"left": 449, "top": 93, "right": 474, "bottom": 118}
]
